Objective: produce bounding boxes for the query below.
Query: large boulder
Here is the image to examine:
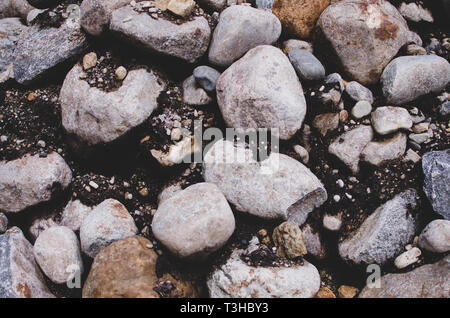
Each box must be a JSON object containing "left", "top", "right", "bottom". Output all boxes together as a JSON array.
[
  {"left": 203, "top": 139, "right": 327, "bottom": 226},
  {"left": 207, "top": 249, "right": 320, "bottom": 298},
  {"left": 60, "top": 64, "right": 165, "bottom": 146},
  {"left": 83, "top": 236, "right": 201, "bottom": 298},
  {"left": 0, "top": 153, "right": 72, "bottom": 213},
  {"left": 272, "top": 0, "right": 329, "bottom": 39},
  {"left": 0, "top": 227, "right": 54, "bottom": 298},
  {"left": 216, "top": 45, "right": 307, "bottom": 140},
  {"left": 381, "top": 55, "right": 450, "bottom": 105},
  {"left": 422, "top": 150, "right": 450, "bottom": 220},
  {"left": 339, "top": 189, "right": 418, "bottom": 265},
  {"left": 79, "top": 199, "right": 138, "bottom": 258},
  {"left": 316, "top": 0, "right": 412, "bottom": 85},
  {"left": 80, "top": 0, "right": 131, "bottom": 36},
  {"left": 110, "top": 5, "right": 211, "bottom": 63},
  {"left": 152, "top": 183, "right": 235, "bottom": 259},
  {"left": 359, "top": 255, "right": 450, "bottom": 298},
  {"left": 208, "top": 5, "right": 281, "bottom": 68}
]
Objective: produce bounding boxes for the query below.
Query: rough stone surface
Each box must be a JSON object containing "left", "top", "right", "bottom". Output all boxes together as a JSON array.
[
  {"left": 272, "top": 0, "right": 329, "bottom": 39},
  {"left": 422, "top": 150, "right": 450, "bottom": 220},
  {"left": 83, "top": 236, "right": 200, "bottom": 298},
  {"left": 33, "top": 226, "right": 83, "bottom": 284},
  {"left": 216, "top": 45, "right": 307, "bottom": 140},
  {"left": 152, "top": 183, "right": 235, "bottom": 258},
  {"left": 317, "top": 0, "right": 412, "bottom": 85},
  {"left": 0, "top": 18, "right": 27, "bottom": 83},
  {"left": 328, "top": 125, "right": 374, "bottom": 174},
  {"left": 272, "top": 221, "right": 307, "bottom": 259},
  {"left": 0, "top": 153, "right": 72, "bottom": 213},
  {"left": 110, "top": 5, "right": 211, "bottom": 63},
  {"left": 13, "top": 19, "right": 88, "bottom": 85},
  {"left": 361, "top": 133, "right": 407, "bottom": 166},
  {"left": 351, "top": 101, "right": 372, "bottom": 119},
  {"left": 208, "top": 6, "right": 281, "bottom": 68},
  {"left": 29, "top": 217, "right": 57, "bottom": 241},
  {"left": 339, "top": 189, "right": 418, "bottom": 265},
  {"left": 345, "top": 81, "right": 374, "bottom": 104},
  {"left": 359, "top": 255, "right": 450, "bottom": 298},
  {"left": 60, "top": 199, "right": 93, "bottom": 232},
  {"left": 203, "top": 139, "right": 327, "bottom": 225},
  {"left": 394, "top": 247, "right": 421, "bottom": 269},
  {"left": 312, "top": 113, "right": 339, "bottom": 137},
  {"left": 371, "top": 106, "right": 413, "bottom": 135},
  {"left": 60, "top": 64, "right": 165, "bottom": 146},
  {"left": 182, "top": 75, "right": 212, "bottom": 106},
  {"left": 80, "top": 199, "right": 138, "bottom": 258},
  {"left": 301, "top": 224, "right": 326, "bottom": 259},
  {"left": 381, "top": 55, "right": 450, "bottom": 105},
  {"left": 0, "top": 227, "right": 54, "bottom": 298},
  {"left": 418, "top": 220, "right": 450, "bottom": 253},
  {"left": 282, "top": 39, "right": 313, "bottom": 54},
  {"left": 192, "top": 65, "right": 220, "bottom": 93},
  {"left": 0, "top": 0, "right": 35, "bottom": 19},
  {"left": 207, "top": 249, "right": 320, "bottom": 298},
  {"left": 0, "top": 213, "right": 7, "bottom": 234},
  {"left": 288, "top": 49, "right": 325, "bottom": 81}
]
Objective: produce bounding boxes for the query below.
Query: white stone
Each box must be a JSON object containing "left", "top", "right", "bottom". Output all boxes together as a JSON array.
[
  {"left": 394, "top": 247, "right": 421, "bottom": 269},
  {"left": 418, "top": 220, "right": 450, "bottom": 253}
]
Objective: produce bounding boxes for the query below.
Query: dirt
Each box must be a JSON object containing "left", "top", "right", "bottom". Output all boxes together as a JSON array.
[{"left": 0, "top": 0, "right": 449, "bottom": 298}]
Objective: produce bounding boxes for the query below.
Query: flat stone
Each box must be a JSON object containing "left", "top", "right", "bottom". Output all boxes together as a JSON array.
[
  {"left": 301, "top": 223, "right": 326, "bottom": 260},
  {"left": 288, "top": 49, "right": 325, "bottom": 81},
  {"left": 371, "top": 106, "right": 413, "bottom": 135},
  {"left": 216, "top": 45, "right": 307, "bottom": 140},
  {"left": 182, "top": 75, "right": 212, "bottom": 106},
  {"left": 0, "top": 18, "right": 27, "bottom": 83},
  {"left": 152, "top": 183, "right": 235, "bottom": 259},
  {"left": 361, "top": 133, "right": 407, "bottom": 166},
  {"left": 0, "top": 152, "right": 72, "bottom": 213},
  {"left": 208, "top": 5, "right": 281, "bottom": 68},
  {"left": 418, "top": 219, "right": 450, "bottom": 253},
  {"left": 339, "top": 189, "right": 418, "bottom": 265},
  {"left": 351, "top": 101, "right": 372, "bottom": 119}
]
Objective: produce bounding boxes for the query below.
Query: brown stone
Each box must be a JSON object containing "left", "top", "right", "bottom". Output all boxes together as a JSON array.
[
  {"left": 312, "top": 112, "right": 339, "bottom": 136},
  {"left": 272, "top": 221, "right": 307, "bottom": 259},
  {"left": 338, "top": 285, "right": 358, "bottom": 298},
  {"left": 82, "top": 236, "right": 201, "bottom": 298},
  {"left": 316, "top": 287, "right": 336, "bottom": 298},
  {"left": 272, "top": 0, "right": 330, "bottom": 39}
]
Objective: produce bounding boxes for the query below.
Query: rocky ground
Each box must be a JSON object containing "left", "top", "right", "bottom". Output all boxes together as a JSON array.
[{"left": 0, "top": 0, "right": 449, "bottom": 298}]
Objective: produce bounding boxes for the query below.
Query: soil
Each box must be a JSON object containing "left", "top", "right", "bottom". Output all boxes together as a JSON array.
[{"left": 0, "top": 0, "right": 449, "bottom": 298}]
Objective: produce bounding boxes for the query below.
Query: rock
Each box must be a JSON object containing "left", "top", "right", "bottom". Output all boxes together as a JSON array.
[
  {"left": 207, "top": 249, "right": 320, "bottom": 298},
  {"left": 60, "top": 200, "right": 93, "bottom": 232},
  {"left": 282, "top": 39, "right": 313, "bottom": 54},
  {"left": 208, "top": 6, "right": 281, "bottom": 68},
  {"left": 152, "top": 183, "right": 235, "bottom": 259},
  {"left": 150, "top": 135, "right": 201, "bottom": 167},
  {"left": 0, "top": 153, "right": 72, "bottom": 213},
  {"left": 301, "top": 224, "right": 326, "bottom": 259},
  {"left": 371, "top": 106, "right": 412, "bottom": 135},
  {"left": 381, "top": 55, "right": 450, "bottom": 105},
  {"left": 157, "top": 183, "right": 183, "bottom": 204},
  {"left": 203, "top": 139, "right": 327, "bottom": 225},
  {"left": 272, "top": 221, "right": 307, "bottom": 259},
  {"left": 60, "top": 64, "right": 165, "bottom": 146},
  {"left": 33, "top": 226, "right": 83, "bottom": 284},
  {"left": 13, "top": 19, "right": 88, "bottom": 85},
  {"left": 339, "top": 189, "right": 418, "bottom": 265},
  {"left": 83, "top": 236, "right": 200, "bottom": 298},
  {"left": 325, "top": 73, "right": 345, "bottom": 92},
  {"left": 216, "top": 45, "right": 307, "bottom": 140},
  {"left": 412, "top": 122, "right": 430, "bottom": 134},
  {"left": 182, "top": 75, "right": 212, "bottom": 106},
  {"left": 312, "top": 113, "right": 339, "bottom": 137},
  {"left": 0, "top": 227, "right": 54, "bottom": 298},
  {"left": 0, "top": 0, "right": 35, "bottom": 20},
  {"left": 328, "top": 125, "right": 374, "bottom": 174},
  {"left": 351, "top": 101, "right": 372, "bottom": 119},
  {"left": 293, "top": 144, "right": 309, "bottom": 164},
  {"left": 79, "top": 199, "right": 138, "bottom": 258},
  {"left": 0, "top": 18, "right": 27, "bottom": 83},
  {"left": 82, "top": 52, "right": 97, "bottom": 70},
  {"left": 110, "top": 5, "right": 210, "bottom": 63},
  {"left": 317, "top": 287, "right": 336, "bottom": 298},
  {"left": 0, "top": 213, "right": 7, "bottom": 234},
  {"left": 359, "top": 255, "right": 450, "bottom": 298},
  {"left": 167, "top": 0, "right": 195, "bottom": 18},
  {"left": 80, "top": 0, "right": 131, "bottom": 36},
  {"left": 418, "top": 220, "right": 450, "bottom": 253},
  {"left": 361, "top": 133, "right": 407, "bottom": 166},
  {"left": 422, "top": 150, "right": 450, "bottom": 220},
  {"left": 255, "top": 0, "right": 274, "bottom": 10},
  {"left": 288, "top": 49, "right": 325, "bottom": 81},
  {"left": 403, "top": 149, "right": 421, "bottom": 164},
  {"left": 406, "top": 44, "right": 427, "bottom": 56},
  {"left": 316, "top": 0, "right": 412, "bottom": 85},
  {"left": 338, "top": 285, "right": 358, "bottom": 298},
  {"left": 272, "top": 0, "right": 329, "bottom": 39},
  {"left": 439, "top": 101, "right": 450, "bottom": 117},
  {"left": 394, "top": 247, "right": 421, "bottom": 269},
  {"left": 323, "top": 214, "right": 342, "bottom": 232},
  {"left": 398, "top": 2, "right": 433, "bottom": 23},
  {"left": 345, "top": 81, "right": 374, "bottom": 104},
  {"left": 29, "top": 217, "right": 58, "bottom": 241},
  {"left": 192, "top": 65, "right": 220, "bottom": 93},
  {"left": 409, "top": 131, "right": 433, "bottom": 144},
  {"left": 196, "top": 0, "right": 226, "bottom": 11},
  {"left": 113, "top": 65, "right": 127, "bottom": 80}
]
